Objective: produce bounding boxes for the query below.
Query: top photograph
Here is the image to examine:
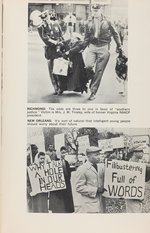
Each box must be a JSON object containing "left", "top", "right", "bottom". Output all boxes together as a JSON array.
[{"left": 28, "top": 0, "right": 128, "bottom": 104}]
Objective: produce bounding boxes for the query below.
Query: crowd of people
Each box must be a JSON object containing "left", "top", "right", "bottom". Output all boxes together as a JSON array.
[
  {"left": 27, "top": 145, "right": 74, "bottom": 213},
  {"left": 30, "top": 5, "right": 127, "bottom": 101},
  {"left": 27, "top": 142, "right": 150, "bottom": 213}
]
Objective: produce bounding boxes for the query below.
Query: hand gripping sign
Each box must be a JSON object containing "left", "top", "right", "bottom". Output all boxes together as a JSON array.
[
  {"left": 27, "top": 160, "right": 66, "bottom": 196},
  {"left": 103, "top": 159, "right": 146, "bottom": 199}
]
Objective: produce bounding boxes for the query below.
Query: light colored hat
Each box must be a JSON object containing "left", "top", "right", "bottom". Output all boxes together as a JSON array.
[
  {"left": 30, "top": 10, "right": 43, "bottom": 27},
  {"left": 86, "top": 146, "right": 101, "bottom": 155},
  {"left": 129, "top": 145, "right": 144, "bottom": 153}
]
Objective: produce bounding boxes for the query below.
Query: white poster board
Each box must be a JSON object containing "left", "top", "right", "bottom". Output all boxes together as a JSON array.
[
  {"left": 103, "top": 159, "right": 146, "bottom": 199},
  {"left": 27, "top": 160, "right": 66, "bottom": 196},
  {"left": 54, "top": 133, "right": 65, "bottom": 153},
  {"left": 77, "top": 135, "right": 90, "bottom": 154},
  {"left": 111, "top": 136, "right": 124, "bottom": 149},
  {"left": 27, "top": 128, "right": 45, "bottom": 151},
  {"left": 98, "top": 139, "right": 113, "bottom": 152}
]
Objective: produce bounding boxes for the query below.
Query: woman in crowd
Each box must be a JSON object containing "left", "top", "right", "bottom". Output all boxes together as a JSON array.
[{"left": 58, "top": 33, "right": 89, "bottom": 94}]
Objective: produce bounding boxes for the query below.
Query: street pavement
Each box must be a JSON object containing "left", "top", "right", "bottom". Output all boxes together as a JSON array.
[{"left": 28, "top": 31, "right": 127, "bottom": 104}]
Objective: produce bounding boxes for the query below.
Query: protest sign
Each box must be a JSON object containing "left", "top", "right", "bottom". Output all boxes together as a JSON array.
[
  {"left": 98, "top": 139, "right": 113, "bottom": 152},
  {"left": 98, "top": 137, "right": 124, "bottom": 152},
  {"left": 54, "top": 133, "right": 65, "bottom": 154},
  {"left": 132, "top": 135, "right": 149, "bottom": 152},
  {"left": 27, "top": 128, "right": 45, "bottom": 151},
  {"left": 103, "top": 159, "right": 146, "bottom": 199},
  {"left": 111, "top": 136, "right": 124, "bottom": 149},
  {"left": 124, "top": 135, "right": 149, "bottom": 149},
  {"left": 132, "top": 135, "right": 149, "bottom": 146},
  {"left": 27, "top": 160, "right": 66, "bottom": 196},
  {"left": 77, "top": 135, "right": 90, "bottom": 154}
]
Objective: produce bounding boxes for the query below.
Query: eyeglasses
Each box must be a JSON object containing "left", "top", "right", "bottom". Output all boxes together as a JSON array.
[{"left": 61, "top": 151, "right": 67, "bottom": 154}]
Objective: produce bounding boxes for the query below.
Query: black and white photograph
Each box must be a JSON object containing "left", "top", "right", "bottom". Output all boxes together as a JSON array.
[
  {"left": 28, "top": 0, "right": 128, "bottom": 103},
  {"left": 27, "top": 127, "right": 150, "bottom": 213}
]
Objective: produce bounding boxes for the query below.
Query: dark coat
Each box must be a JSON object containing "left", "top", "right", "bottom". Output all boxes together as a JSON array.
[
  {"left": 37, "top": 22, "right": 63, "bottom": 60},
  {"left": 59, "top": 40, "right": 88, "bottom": 93},
  {"left": 49, "top": 159, "right": 74, "bottom": 213},
  {"left": 67, "top": 41, "right": 88, "bottom": 92},
  {"left": 27, "top": 171, "right": 49, "bottom": 213},
  {"left": 84, "top": 18, "right": 121, "bottom": 48}
]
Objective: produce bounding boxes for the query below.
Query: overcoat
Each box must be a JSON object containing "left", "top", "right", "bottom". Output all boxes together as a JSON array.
[{"left": 76, "top": 161, "right": 105, "bottom": 213}]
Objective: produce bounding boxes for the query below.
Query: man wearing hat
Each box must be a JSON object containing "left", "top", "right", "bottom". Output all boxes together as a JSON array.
[
  {"left": 30, "top": 9, "right": 64, "bottom": 95},
  {"left": 84, "top": 5, "right": 122, "bottom": 100},
  {"left": 126, "top": 145, "right": 144, "bottom": 213},
  {"left": 75, "top": 146, "right": 106, "bottom": 213}
]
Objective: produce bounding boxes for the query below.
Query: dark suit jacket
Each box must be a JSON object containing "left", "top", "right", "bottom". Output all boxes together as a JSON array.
[{"left": 37, "top": 22, "right": 63, "bottom": 60}]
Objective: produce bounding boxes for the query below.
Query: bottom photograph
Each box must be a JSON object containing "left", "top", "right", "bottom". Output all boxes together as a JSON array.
[{"left": 27, "top": 127, "right": 150, "bottom": 213}]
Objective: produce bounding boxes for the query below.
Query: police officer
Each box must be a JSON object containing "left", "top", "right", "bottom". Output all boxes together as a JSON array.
[
  {"left": 31, "top": 10, "right": 64, "bottom": 95},
  {"left": 84, "top": 5, "right": 122, "bottom": 100}
]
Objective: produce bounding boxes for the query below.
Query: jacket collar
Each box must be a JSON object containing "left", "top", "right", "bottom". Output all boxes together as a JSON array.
[{"left": 86, "top": 161, "right": 98, "bottom": 175}]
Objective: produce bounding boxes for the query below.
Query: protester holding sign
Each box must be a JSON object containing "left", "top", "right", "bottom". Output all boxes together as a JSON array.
[
  {"left": 76, "top": 146, "right": 106, "bottom": 213},
  {"left": 125, "top": 145, "right": 145, "bottom": 213},
  {"left": 27, "top": 144, "right": 39, "bottom": 212},
  {"left": 49, "top": 146, "right": 74, "bottom": 213},
  {"left": 28, "top": 152, "right": 49, "bottom": 213},
  {"left": 27, "top": 144, "right": 38, "bottom": 166}
]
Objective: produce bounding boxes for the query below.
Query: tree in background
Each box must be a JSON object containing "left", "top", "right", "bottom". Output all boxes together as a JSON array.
[
  {"left": 78, "top": 127, "right": 99, "bottom": 146},
  {"left": 43, "top": 127, "right": 63, "bottom": 150},
  {"left": 64, "top": 127, "right": 99, "bottom": 162}
]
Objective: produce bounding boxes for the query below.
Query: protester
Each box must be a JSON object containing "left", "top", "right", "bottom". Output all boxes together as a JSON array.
[
  {"left": 76, "top": 146, "right": 106, "bottom": 213},
  {"left": 46, "top": 144, "right": 57, "bottom": 161},
  {"left": 59, "top": 33, "right": 88, "bottom": 94},
  {"left": 125, "top": 145, "right": 144, "bottom": 213},
  {"left": 27, "top": 144, "right": 39, "bottom": 212},
  {"left": 49, "top": 146, "right": 74, "bottom": 213},
  {"left": 27, "top": 144, "right": 38, "bottom": 166},
  {"left": 27, "top": 151, "right": 49, "bottom": 213},
  {"left": 84, "top": 5, "right": 122, "bottom": 100}
]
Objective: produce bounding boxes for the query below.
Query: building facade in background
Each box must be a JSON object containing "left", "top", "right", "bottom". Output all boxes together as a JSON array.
[{"left": 28, "top": 0, "right": 128, "bottom": 28}]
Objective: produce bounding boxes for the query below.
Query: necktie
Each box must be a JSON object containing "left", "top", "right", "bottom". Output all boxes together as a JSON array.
[
  {"left": 94, "top": 19, "right": 101, "bottom": 39},
  {"left": 62, "top": 159, "right": 67, "bottom": 176},
  {"left": 92, "top": 163, "right": 98, "bottom": 172}
]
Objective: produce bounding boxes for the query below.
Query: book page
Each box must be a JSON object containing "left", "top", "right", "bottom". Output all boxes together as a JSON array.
[{"left": 2, "top": 0, "right": 150, "bottom": 233}]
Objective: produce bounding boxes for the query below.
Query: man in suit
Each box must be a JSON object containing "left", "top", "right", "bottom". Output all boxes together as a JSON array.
[{"left": 75, "top": 146, "right": 106, "bottom": 213}]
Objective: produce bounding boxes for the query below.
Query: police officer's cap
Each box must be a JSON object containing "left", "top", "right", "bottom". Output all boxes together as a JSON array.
[{"left": 92, "top": 4, "right": 101, "bottom": 10}]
